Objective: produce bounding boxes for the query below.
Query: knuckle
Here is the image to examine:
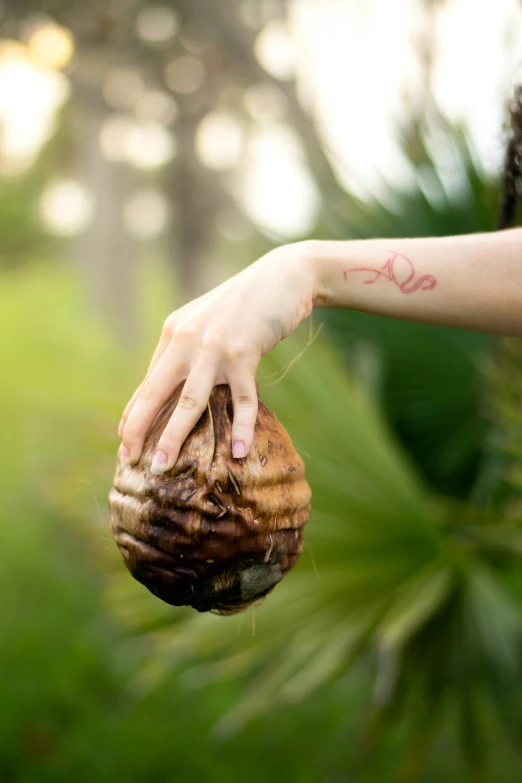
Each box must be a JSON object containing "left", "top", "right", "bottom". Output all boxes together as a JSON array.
[
  {"left": 226, "top": 341, "right": 250, "bottom": 362},
  {"left": 138, "top": 377, "right": 155, "bottom": 401},
  {"left": 158, "top": 430, "right": 178, "bottom": 449},
  {"left": 177, "top": 393, "right": 199, "bottom": 411},
  {"left": 233, "top": 394, "right": 256, "bottom": 409},
  {"left": 122, "top": 425, "right": 141, "bottom": 445},
  {"left": 201, "top": 330, "right": 224, "bottom": 353},
  {"left": 174, "top": 322, "right": 199, "bottom": 343},
  {"left": 163, "top": 315, "right": 176, "bottom": 334}
]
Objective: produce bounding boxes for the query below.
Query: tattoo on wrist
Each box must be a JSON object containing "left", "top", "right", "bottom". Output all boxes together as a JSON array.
[{"left": 343, "top": 251, "right": 437, "bottom": 294}]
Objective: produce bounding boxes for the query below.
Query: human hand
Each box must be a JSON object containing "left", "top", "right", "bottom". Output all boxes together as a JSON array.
[{"left": 118, "top": 242, "right": 318, "bottom": 475}]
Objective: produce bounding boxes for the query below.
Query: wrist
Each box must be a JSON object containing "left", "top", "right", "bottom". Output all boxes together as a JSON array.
[
  {"left": 304, "top": 238, "right": 388, "bottom": 309},
  {"left": 291, "top": 239, "right": 359, "bottom": 309},
  {"left": 281, "top": 239, "right": 328, "bottom": 308},
  {"left": 262, "top": 240, "right": 321, "bottom": 307}
]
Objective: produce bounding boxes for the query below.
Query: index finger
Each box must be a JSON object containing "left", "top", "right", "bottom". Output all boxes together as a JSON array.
[
  {"left": 117, "top": 328, "right": 172, "bottom": 436},
  {"left": 150, "top": 362, "right": 217, "bottom": 475}
]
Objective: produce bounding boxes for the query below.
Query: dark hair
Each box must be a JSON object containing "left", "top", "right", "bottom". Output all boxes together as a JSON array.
[{"left": 498, "top": 85, "right": 522, "bottom": 230}]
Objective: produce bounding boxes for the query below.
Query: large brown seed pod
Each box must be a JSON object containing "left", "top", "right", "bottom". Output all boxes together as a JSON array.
[{"left": 108, "top": 385, "right": 311, "bottom": 615}]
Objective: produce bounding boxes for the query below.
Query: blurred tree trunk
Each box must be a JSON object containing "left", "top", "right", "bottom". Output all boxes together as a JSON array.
[
  {"left": 155, "top": 0, "right": 357, "bottom": 299},
  {"left": 175, "top": 0, "right": 350, "bottom": 234},
  {"left": 66, "top": 2, "right": 142, "bottom": 341},
  {"left": 5, "top": 0, "right": 457, "bottom": 322},
  {"left": 71, "top": 76, "right": 138, "bottom": 343},
  {"left": 164, "top": 120, "right": 222, "bottom": 300}
]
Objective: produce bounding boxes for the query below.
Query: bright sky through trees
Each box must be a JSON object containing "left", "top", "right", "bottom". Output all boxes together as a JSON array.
[{"left": 1, "top": 0, "right": 522, "bottom": 236}]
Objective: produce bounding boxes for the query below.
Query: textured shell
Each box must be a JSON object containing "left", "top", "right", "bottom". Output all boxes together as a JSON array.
[{"left": 108, "top": 384, "right": 311, "bottom": 615}]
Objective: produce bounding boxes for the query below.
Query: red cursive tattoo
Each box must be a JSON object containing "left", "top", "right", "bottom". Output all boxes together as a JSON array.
[{"left": 343, "top": 251, "right": 437, "bottom": 294}]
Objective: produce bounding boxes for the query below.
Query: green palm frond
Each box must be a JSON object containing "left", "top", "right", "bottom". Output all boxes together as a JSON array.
[
  {"left": 109, "top": 323, "right": 522, "bottom": 774},
  {"left": 324, "top": 126, "right": 498, "bottom": 499}
]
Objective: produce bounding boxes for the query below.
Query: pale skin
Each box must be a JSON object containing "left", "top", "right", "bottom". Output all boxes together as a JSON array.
[{"left": 118, "top": 227, "right": 522, "bottom": 475}]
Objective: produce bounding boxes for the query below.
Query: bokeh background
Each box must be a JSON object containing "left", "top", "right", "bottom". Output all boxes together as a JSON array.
[{"left": 3, "top": 0, "right": 522, "bottom": 780}]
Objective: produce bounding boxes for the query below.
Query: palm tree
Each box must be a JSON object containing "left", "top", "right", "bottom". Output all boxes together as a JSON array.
[
  {"left": 108, "top": 293, "right": 522, "bottom": 781},
  {"left": 15, "top": 0, "right": 510, "bottom": 778},
  {"left": 102, "top": 0, "right": 522, "bottom": 774}
]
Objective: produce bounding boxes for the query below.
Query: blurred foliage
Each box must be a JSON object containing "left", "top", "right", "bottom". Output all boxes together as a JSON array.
[
  {"left": 3, "top": 264, "right": 522, "bottom": 782},
  {"left": 0, "top": 0, "right": 503, "bottom": 498},
  {"left": 1, "top": 1, "right": 522, "bottom": 781},
  {"left": 323, "top": 128, "right": 497, "bottom": 501},
  {"left": 108, "top": 319, "right": 522, "bottom": 781},
  {"left": 0, "top": 149, "right": 58, "bottom": 268}
]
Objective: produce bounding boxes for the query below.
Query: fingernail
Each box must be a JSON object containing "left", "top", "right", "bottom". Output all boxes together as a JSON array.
[
  {"left": 232, "top": 440, "right": 246, "bottom": 458},
  {"left": 151, "top": 449, "right": 168, "bottom": 476},
  {"left": 117, "top": 418, "right": 125, "bottom": 436},
  {"left": 120, "top": 445, "right": 131, "bottom": 466}
]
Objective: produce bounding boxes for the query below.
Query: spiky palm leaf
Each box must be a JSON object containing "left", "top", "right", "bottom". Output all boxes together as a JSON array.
[
  {"left": 323, "top": 126, "right": 498, "bottom": 500},
  {"left": 108, "top": 323, "right": 522, "bottom": 778}
]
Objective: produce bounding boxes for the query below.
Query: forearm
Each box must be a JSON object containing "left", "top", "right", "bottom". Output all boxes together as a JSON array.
[{"left": 307, "top": 228, "right": 522, "bottom": 336}]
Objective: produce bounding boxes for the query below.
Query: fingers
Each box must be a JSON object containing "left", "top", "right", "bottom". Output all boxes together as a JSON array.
[
  {"left": 228, "top": 371, "right": 258, "bottom": 459},
  {"left": 121, "top": 345, "right": 187, "bottom": 466},
  {"left": 118, "top": 383, "right": 144, "bottom": 437},
  {"left": 117, "top": 328, "right": 173, "bottom": 436},
  {"left": 119, "top": 314, "right": 260, "bottom": 474},
  {"left": 151, "top": 362, "right": 217, "bottom": 476}
]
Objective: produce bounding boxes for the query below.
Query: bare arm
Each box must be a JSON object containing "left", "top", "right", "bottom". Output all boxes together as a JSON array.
[
  {"left": 119, "top": 228, "right": 522, "bottom": 474},
  {"left": 312, "top": 228, "right": 522, "bottom": 335}
]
